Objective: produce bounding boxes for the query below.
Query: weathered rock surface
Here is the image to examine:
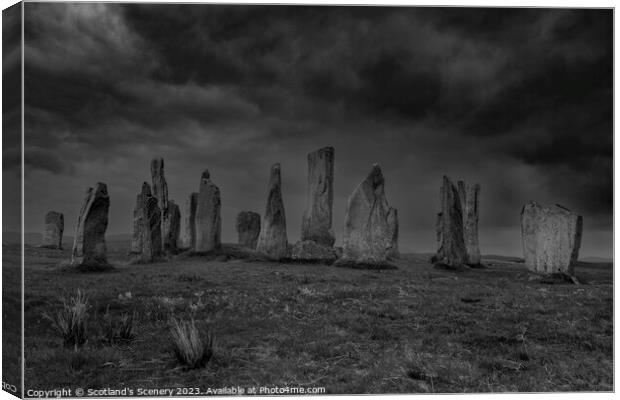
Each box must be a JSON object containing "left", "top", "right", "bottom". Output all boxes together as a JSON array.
[
  {"left": 433, "top": 176, "right": 467, "bottom": 268},
  {"left": 334, "top": 246, "right": 343, "bottom": 259},
  {"left": 256, "top": 163, "right": 289, "bottom": 259},
  {"left": 151, "top": 157, "right": 172, "bottom": 250},
  {"left": 130, "top": 182, "right": 162, "bottom": 263},
  {"left": 42, "top": 211, "right": 64, "bottom": 249},
  {"left": 71, "top": 188, "right": 94, "bottom": 264},
  {"left": 180, "top": 193, "right": 198, "bottom": 250},
  {"left": 458, "top": 181, "right": 481, "bottom": 266},
  {"left": 194, "top": 170, "right": 221, "bottom": 252},
  {"left": 521, "top": 202, "right": 582, "bottom": 275},
  {"left": 71, "top": 182, "right": 111, "bottom": 269},
  {"left": 386, "top": 207, "right": 399, "bottom": 259},
  {"left": 339, "top": 164, "right": 396, "bottom": 266},
  {"left": 236, "top": 211, "right": 261, "bottom": 249},
  {"left": 434, "top": 212, "right": 442, "bottom": 253},
  {"left": 163, "top": 200, "right": 181, "bottom": 253},
  {"left": 150, "top": 157, "right": 168, "bottom": 211},
  {"left": 291, "top": 240, "right": 337, "bottom": 263},
  {"left": 301, "top": 146, "right": 335, "bottom": 247}
]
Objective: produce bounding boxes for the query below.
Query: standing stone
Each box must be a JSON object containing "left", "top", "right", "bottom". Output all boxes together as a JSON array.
[
  {"left": 131, "top": 184, "right": 145, "bottom": 254},
  {"left": 433, "top": 176, "right": 467, "bottom": 268},
  {"left": 386, "top": 207, "right": 399, "bottom": 259},
  {"left": 256, "top": 163, "right": 288, "bottom": 259},
  {"left": 151, "top": 157, "right": 168, "bottom": 211},
  {"left": 151, "top": 157, "right": 170, "bottom": 250},
  {"left": 180, "top": 193, "right": 198, "bottom": 250},
  {"left": 434, "top": 212, "right": 442, "bottom": 252},
  {"left": 521, "top": 202, "right": 583, "bottom": 275},
  {"left": 236, "top": 211, "right": 261, "bottom": 249},
  {"left": 194, "top": 170, "right": 221, "bottom": 252},
  {"left": 71, "top": 182, "right": 110, "bottom": 269},
  {"left": 71, "top": 187, "right": 95, "bottom": 264},
  {"left": 41, "top": 211, "right": 64, "bottom": 249},
  {"left": 163, "top": 200, "right": 181, "bottom": 253},
  {"left": 458, "top": 181, "right": 482, "bottom": 266},
  {"left": 338, "top": 164, "right": 395, "bottom": 266},
  {"left": 130, "top": 182, "right": 162, "bottom": 263},
  {"left": 301, "top": 146, "right": 335, "bottom": 246},
  {"left": 292, "top": 147, "right": 337, "bottom": 262}
]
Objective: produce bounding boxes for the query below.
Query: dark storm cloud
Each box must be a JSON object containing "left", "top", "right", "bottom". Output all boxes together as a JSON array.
[
  {"left": 23, "top": 4, "right": 263, "bottom": 168},
  {"left": 24, "top": 147, "right": 71, "bottom": 175},
  {"left": 21, "top": 4, "right": 612, "bottom": 257},
  {"left": 121, "top": 6, "right": 611, "bottom": 221}
]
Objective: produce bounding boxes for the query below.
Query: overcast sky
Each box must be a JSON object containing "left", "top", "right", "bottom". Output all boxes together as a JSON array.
[{"left": 6, "top": 4, "right": 612, "bottom": 257}]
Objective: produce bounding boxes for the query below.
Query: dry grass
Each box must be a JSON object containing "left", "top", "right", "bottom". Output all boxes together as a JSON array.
[
  {"left": 101, "top": 309, "right": 137, "bottom": 345},
  {"left": 21, "top": 243, "right": 613, "bottom": 393},
  {"left": 43, "top": 289, "right": 89, "bottom": 348},
  {"left": 169, "top": 318, "right": 215, "bottom": 369}
]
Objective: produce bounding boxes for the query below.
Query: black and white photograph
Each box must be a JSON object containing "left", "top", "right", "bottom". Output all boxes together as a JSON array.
[{"left": 1, "top": 1, "right": 614, "bottom": 396}]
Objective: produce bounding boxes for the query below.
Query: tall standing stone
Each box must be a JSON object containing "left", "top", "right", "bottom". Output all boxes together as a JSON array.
[
  {"left": 236, "top": 211, "right": 261, "bottom": 249},
  {"left": 386, "top": 207, "right": 399, "bottom": 259},
  {"left": 41, "top": 211, "right": 64, "bottom": 249},
  {"left": 338, "top": 164, "right": 396, "bottom": 266},
  {"left": 71, "top": 187, "right": 95, "bottom": 264},
  {"left": 434, "top": 212, "right": 442, "bottom": 252},
  {"left": 131, "top": 184, "right": 145, "bottom": 254},
  {"left": 130, "top": 182, "right": 162, "bottom": 263},
  {"left": 433, "top": 176, "right": 467, "bottom": 268},
  {"left": 180, "top": 192, "right": 198, "bottom": 250},
  {"left": 71, "top": 182, "right": 110, "bottom": 269},
  {"left": 163, "top": 200, "right": 181, "bottom": 253},
  {"left": 151, "top": 157, "right": 168, "bottom": 211},
  {"left": 194, "top": 170, "right": 221, "bottom": 252},
  {"left": 150, "top": 157, "right": 182, "bottom": 253},
  {"left": 151, "top": 157, "right": 170, "bottom": 249},
  {"left": 256, "top": 163, "right": 288, "bottom": 259},
  {"left": 458, "top": 181, "right": 481, "bottom": 266},
  {"left": 521, "top": 202, "right": 583, "bottom": 275},
  {"left": 301, "top": 146, "right": 335, "bottom": 247}
]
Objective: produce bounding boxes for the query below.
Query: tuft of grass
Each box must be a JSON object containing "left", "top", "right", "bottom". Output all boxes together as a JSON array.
[
  {"left": 68, "top": 349, "right": 91, "bottom": 373},
  {"left": 169, "top": 318, "right": 215, "bottom": 369},
  {"left": 101, "top": 308, "right": 137, "bottom": 345},
  {"left": 43, "top": 289, "right": 88, "bottom": 348},
  {"left": 401, "top": 348, "right": 480, "bottom": 392},
  {"left": 402, "top": 351, "right": 439, "bottom": 385}
]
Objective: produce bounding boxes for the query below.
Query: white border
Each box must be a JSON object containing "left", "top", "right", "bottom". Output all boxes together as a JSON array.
[{"left": 0, "top": 2, "right": 615, "bottom": 400}]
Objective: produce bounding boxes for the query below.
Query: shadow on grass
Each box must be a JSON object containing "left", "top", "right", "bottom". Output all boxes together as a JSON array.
[
  {"left": 58, "top": 262, "right": 117, "bottom": 274},
  {"left": 333, "top": 259, "right": 398, "bottom": 270}
]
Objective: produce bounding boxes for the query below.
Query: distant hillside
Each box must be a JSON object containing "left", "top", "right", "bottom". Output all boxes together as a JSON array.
[
  {"left": 3, "top": 232, "right": 613, "bottom": 263},
  {"left": 106, "top": 233, "right": 132, "bottom": 242},
  {"left": 3, "top": 232, "right": 131, "bottom": 246},
  {"left": 3, "top": 232, "right": 45, "bottom": 245},
  {"left": 483, "top": 254, "right": 524, "bottom": 263},
  {"left": 581, "top": 256, "right": 613, "bottom": 263}
]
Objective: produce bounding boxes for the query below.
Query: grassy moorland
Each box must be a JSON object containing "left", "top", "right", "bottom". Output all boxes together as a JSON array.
[{"left": 21, "top": 241, "right": 612, "bottom": 394}]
